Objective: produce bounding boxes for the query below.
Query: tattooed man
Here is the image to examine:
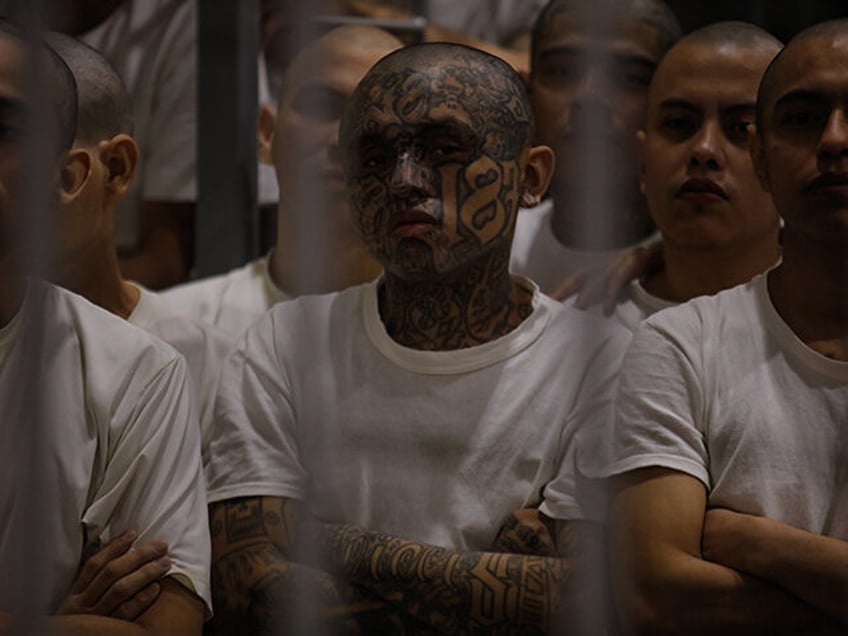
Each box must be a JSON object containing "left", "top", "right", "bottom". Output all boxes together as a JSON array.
[{"left": 206, "top": 43, "right": 630, "bottom": 634}]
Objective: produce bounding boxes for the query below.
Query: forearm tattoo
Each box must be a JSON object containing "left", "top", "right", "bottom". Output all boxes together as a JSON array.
[
  {"left": 209, "top": 498, "right": 433, "bottom": 635},
  {"left": 321, "top": 523, "right": 569, "bottom": 634}
]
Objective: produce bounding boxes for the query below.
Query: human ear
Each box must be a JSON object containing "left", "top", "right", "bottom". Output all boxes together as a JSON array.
[
  {"left": 636, "top": 129, "right": 647, "bottom": 196},
  {"left": 521, "top": 144, "right": 555, "bottom": 207},
  {"left": 99, "top": 134, "right": 139, "bottom": 202},
  {"left": 749, "top": 126, "right": 771, "bottom": 192},
  {"left": 59, "top": 148, "right": 92, "bottom": 204},
  {"left": 257, "top": 103, "right": 277, "bottom": 166}
]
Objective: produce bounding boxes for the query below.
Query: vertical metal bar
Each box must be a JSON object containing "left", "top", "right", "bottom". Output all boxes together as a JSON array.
[{"left": 196, "top": 0, "right": 260, "bottom": 277}]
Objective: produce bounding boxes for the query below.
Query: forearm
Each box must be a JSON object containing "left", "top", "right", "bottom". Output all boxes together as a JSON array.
[
  {"left": 705, "top": 512, "right": 848, "bottom": 624},
  {"left": 0, "top": 612, "right": 145, "bottom": 636},
  {"left": 320, "top": 523, "right": 568, "bottom": 634},
  {"left": 212, "top": 537, "right": 433, "bottom": 635}
]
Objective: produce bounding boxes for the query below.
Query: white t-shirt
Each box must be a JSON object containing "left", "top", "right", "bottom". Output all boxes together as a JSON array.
[
  {"left": 80, "top": 1, "right": 278, "bottom": 249},
  {"left": 207, "top": 278, "right": 629, "bottom": 550},
  {"left": 161, "top": 254, "right": 288, "bottom": 338},
  {"left": 128, "top": 285, "right": 235, "bottom": 449},
  {"left": 0, "top": 282, "right": 211, "bottom": 613},
  {"left": 601, "top": 273, "right": 848, "bottom": 537},
  {"left": 510, "top": 199, "right": 656, "bottom": 295},
  {"left": 608, "top": 279, "right": 676, "bottom": 333},
  {"left": 427, "top": 0, "right": 546, "bottom": 44}
]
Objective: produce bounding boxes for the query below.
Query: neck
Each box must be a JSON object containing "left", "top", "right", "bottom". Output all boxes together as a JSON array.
[
  {"left": 57, "top": 237, "right": 139, "bottom": 319},
  {"left": 379, "top": 247, "right": 533, "bottom": 351},
  {"left": 549, "top": 190, "right": 653, "bottom": 251},
  {"left": 0, "top": 258, "right": 26, "bottom": 329},
  {"left": 645, "top": 230, "right": 780, "bottom": 303},
  {"left": 768, "top": 233, "right": 848, "bottom": 358}
]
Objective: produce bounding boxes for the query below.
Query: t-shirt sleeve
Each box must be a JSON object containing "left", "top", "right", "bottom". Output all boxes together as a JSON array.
[
  {"left": 539, "top": 326, "right": 630, "bottom": 522},
  {"left": 603, "top": 320, "right": 710, "bottom": 486},
  {"left": 204, "top": 312, "right": 306, "bottom": 504},
  {"left": 81, "top": 354, "right": 211, "bottom": 614}
]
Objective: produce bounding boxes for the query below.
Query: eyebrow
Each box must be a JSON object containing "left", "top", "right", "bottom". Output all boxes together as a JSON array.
[
  {"left": 773, "top": 89, "right": 827, "bottom": 110},
  {"left": 657, "top": 99, "right": 756, "bottom": 114},
  {"left": 538, "top": 46, "right": 657, "bottom": 71}
]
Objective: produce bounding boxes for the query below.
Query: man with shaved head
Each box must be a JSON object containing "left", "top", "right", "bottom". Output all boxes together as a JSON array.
[
  {"left": 164, "top": 25, "right": 402, "bottom": 338},
  {"left": 207, "top": 41, "right": 629, "bottom": 633},
  {"left": 511, "top": 0, "right": 681, "bottom": 297},
  {"left": 603, "top": 19, "right": 848, "bottom": 635},
  {"left": 604, "top": 21, "right": 781, "bottom": 330}
]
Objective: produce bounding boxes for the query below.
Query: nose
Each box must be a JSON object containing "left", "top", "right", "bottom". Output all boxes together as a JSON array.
[
  {"left": 689, "top": 119, "right": 726, "bottom": 172},
  {"left": 390, "top": 151, "right": 431, "bottom": 199},
  {"left": 818, "top": 108, "right": 848, "bottom": 163}
]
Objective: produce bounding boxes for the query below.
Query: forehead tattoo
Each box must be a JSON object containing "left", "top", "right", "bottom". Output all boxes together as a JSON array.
[{"left": 344, "top": 51, "right": 533, "bottom": 161}]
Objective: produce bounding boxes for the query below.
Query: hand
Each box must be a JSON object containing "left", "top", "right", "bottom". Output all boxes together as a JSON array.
[
  {"left": 57, "top": 530, "right": 171, "bottom": 621},
  {"left": 493, "top": 508, "right": 556, "bottom": 556},
  {"left": 551, "top": 242, "right": 662, "bottom": 313}
]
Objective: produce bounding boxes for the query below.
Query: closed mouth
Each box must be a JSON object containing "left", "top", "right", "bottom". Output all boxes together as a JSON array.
[{"left": 677, "top": 178, "right": 728, "bottom": 200}]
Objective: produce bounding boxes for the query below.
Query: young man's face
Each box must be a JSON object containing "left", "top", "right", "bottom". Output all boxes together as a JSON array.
[
  {"left": 0, "top": 36, "right": 27, "bottom": 258},
  {"left": 530, "top": 10, "right": 664, "bottom": 203},
  {"left": 342, "top": 58, "right": 531, "bottom": 281},
  {"left": 641, "top": 41, "right": 778, "bottom": 249},
  {"left": 756, "top": 32, "right": 848, "bottom": 243}
]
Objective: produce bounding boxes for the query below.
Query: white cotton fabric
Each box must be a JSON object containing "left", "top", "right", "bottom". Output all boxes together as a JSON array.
[
  {"left": 206, "top": 278, "right": 629, "bottom": 550},
  {"left": 161, "top": 254, "right": 289, "bottom": 339},
  {"left": 426, "top": 0, "right": 546, "bottom": 44},
  {"left": 80, "top": 1, "right": 278, "bottom": 248},
  {"left": 600, "top": 273, "right": 848, "bottom": 537},
  {"left": 128, "top": 285, "right": 235, "bottom": 450},
  {"left": 608, "top": 279, "right": 677, "bottom": 333},
  {"left": 0, "top": 282, "right": 211, "bottom": 613}
]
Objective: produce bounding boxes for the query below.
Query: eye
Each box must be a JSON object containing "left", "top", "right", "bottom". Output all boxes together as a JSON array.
[
  {"left": 429, "top": 143, "right": 464, "bottom": 160},
  {"left": 781, "top": 109, "right": 824, "bottom": 128},
  {"left": 724, "top": 119, "right": 754, "bottom": 144},
  {"left": 659, "top": 115, "right": 697, "bottom": 139}
]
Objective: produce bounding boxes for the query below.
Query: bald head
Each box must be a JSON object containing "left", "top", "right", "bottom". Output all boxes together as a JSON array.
[
  {"left": 279, "top": 24, "right": 402, "bottom": 103},
  {"left": 651, "top": 21, "right": 781, "bottom": 109},
  {"left": 531, "top": 0, "right": 681, "bottom": 67},
  {"left": 0, "top": 19, "right": 77, "bottom": 155},
  {"left": 340, "top": 42, "right": 534, "bottom": 162},
  {"left": 757, "top": 19, "right": 848, "bottom": 135},
  {"left": 45, "top": 32, "right": 133, "bottom": 145}
]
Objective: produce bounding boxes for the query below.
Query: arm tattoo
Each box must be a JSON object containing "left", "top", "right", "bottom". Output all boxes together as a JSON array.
[
  {"left": 209, "top": 497, "right": 435, "bottom": 634},
  {"left": 320, "top": 523, "right": 570, "bottom": 634}
]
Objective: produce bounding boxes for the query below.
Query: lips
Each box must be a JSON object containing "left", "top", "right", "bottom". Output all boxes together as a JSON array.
[
  {"left": 676, "top": 178, "right": 728, "bottom": 202},
  {"left": 805, "top": 172, "right": 848, "bottom": 196},
  {"left": 389, "top": 209, "right": 438, "bottom": 237}
]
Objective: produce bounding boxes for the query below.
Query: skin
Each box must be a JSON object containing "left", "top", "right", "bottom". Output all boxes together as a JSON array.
[
  {"left": 258, "top": 25, "right": 401, "bottom": 295},
  {"left": 529, "top": 7, "right": 666, "bottom": 250},
  {"left": 638, "top": 37, "right": 780, "bottom": 302},
  {"left": 341, "top": 47, "right": 554, "bottom": 349}
]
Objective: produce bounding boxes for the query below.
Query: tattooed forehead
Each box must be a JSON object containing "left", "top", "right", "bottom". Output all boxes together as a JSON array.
[{"left": 345, "top": 55, "right": 533, "bottom": 159}]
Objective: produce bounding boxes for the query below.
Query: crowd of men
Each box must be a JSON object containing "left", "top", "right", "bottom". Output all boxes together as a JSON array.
[{"left": 0, "top": 0, "right": 846, "bottom": 634}]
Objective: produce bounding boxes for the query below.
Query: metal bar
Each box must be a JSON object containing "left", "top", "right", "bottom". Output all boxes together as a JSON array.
[{"left": 196, "top": 0, "right": 260, "bottom": 277}]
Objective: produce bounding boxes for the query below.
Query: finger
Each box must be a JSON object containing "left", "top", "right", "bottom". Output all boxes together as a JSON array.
[
  {"left": 111, "top": 582, "right": 161, "bottom": 622},
  {"left": 94, "top": 555, "right": 171, "bottom": 617},
  {"left": 83, "top": 540, "right": 168, "bottom": 608},
  {"left": 551, "top": 271, "right": 585, "bottom": 301},
  {"left": 71, "top": 530, "right": 137, "bottom": 594}
]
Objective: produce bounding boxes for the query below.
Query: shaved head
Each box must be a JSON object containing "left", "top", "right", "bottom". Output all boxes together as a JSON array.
[
  {"left": 531, "top": 0, "right": 681, "bottom": 67},
  {"left": 279, "top": 24, "right": 402, "bottom": 103},
  {"left": 45, "top": 32, "right": 133, "bottom": 144},
  {"left": 653, "top": 21, "right": 782, "bottom": 105},
  {"left": 341, "top": 42, "right": 534, "bottom": 162},
  {"left": 757, "top": 19, "right": 848, "bottom": 135}
]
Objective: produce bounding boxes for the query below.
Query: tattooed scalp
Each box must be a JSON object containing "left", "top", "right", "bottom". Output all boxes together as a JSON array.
[{"left": 340, "top": 42, "right": 534, "bottom": 164}]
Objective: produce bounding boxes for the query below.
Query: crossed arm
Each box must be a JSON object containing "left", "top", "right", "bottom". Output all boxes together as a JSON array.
[
  {"left": 702, "top": 508, "right": 848, "bottom": 625},
  {"left": 608, "top": 467, "right": 845, "bottom": 636},
  {"left": 210, "top": 496, "right": 597, "bottom": 634}
]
